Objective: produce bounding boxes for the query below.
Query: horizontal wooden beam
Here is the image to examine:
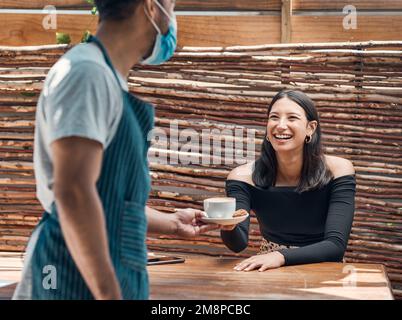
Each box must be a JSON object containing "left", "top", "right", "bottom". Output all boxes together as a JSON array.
[
  {"left": 0, "top": 0, "right": 282, "bottom": 11},
  {"left": 0, "top": 14, "right": 281, "bottom": 47},
  {"left": 293, "top": 0, "right": 402, "bottom": 10},
  {"left": 178, "top": 16, "right": 281, "bottom": 47},
  {"left": 1, "top": 12, "right": 402, "bottom": 47},
  {"left": 0, "top": 13, "right": 98, "bottom": 46},
  {"left": 176, "top": 0, "right": 281, "bottom": 11},
  {"left": 292, "top": 15, "right": 402, "bottom": 42}
]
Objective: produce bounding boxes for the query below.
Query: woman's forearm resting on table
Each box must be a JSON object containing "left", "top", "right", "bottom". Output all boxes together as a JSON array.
[{"left": 279, "top": 239, "right": 347, "bottom": 266}]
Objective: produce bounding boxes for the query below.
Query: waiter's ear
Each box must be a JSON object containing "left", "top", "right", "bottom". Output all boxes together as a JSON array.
[{"left": 143, "top": 0, "right": 157, "bottom": 20}]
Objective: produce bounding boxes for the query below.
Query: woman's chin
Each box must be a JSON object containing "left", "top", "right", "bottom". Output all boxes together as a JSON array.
[{"left": 271, "top": 143, "right": 300, "bottom": 153}]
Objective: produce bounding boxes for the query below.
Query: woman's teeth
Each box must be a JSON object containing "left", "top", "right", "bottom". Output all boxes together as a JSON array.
[{"left": 274, "top": 134, "right": 292, "bottom": 140}]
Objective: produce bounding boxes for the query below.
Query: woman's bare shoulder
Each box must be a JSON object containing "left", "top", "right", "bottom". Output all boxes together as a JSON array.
[
  {"left": 227, "top": 161, "right": 255, "bottom": 185},
  {"left": 325, "top": 155, "right": 355, "bottom": 178}
]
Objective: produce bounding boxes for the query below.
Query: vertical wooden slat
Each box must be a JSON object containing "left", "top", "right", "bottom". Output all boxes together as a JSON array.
[{"left": 281, "top": 0, "right": 292, "bottom": 43}]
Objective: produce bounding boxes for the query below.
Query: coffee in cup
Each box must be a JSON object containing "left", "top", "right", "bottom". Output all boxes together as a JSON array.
[{"left": 203, "top": 197, "right": 236, "bottom": 219}]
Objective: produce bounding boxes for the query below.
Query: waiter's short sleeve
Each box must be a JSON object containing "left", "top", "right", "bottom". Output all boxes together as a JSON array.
[{"left": 43, "top": 60, "right": 120, "bottom": 149}]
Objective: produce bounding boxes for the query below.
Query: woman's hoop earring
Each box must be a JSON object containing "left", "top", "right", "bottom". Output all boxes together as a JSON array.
[
  {"left": 305, "top": 135, "right": 312, "bottom": 144},
  {"left": 266, "top": 135, "right": 270, "bottom": 143}
]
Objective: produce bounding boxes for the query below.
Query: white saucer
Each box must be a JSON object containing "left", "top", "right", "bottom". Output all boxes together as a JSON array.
[{"left": 200, "top": 213, "right": 249, "bottom": 226}]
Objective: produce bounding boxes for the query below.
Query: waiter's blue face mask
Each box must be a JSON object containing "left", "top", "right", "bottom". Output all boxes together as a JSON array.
[{"left": 142, "top": 0, "right": 177, "bottom": 65}]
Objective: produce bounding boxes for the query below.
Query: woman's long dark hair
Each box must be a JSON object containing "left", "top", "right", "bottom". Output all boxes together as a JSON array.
[{"left": 252, "top": 90, "right": 332, "bottom": 192}]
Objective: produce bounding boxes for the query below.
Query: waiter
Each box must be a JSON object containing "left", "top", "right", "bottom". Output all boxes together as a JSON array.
[{"left": 14, "top": 0, "right": 214, "bottom": 299}]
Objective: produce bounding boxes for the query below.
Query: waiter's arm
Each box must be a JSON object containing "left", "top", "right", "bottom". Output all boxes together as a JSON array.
[
  {"left": 146, "top": 206, "right": 177, "bottom": 235},
  {"left": 146, "top": 206, "right": 218, "bottom": 237},
  {"left": 52, "top": 136, "right": 122, "bottom": 300}
]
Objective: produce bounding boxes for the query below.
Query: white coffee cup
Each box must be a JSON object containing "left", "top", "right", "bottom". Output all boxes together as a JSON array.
[{"left": 204, "top": 197, "right": 236, "bottom": 219}]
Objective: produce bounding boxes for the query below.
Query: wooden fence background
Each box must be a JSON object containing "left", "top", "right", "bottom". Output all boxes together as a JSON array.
[
  {"left": 0, "top": 1, "right": 402, "bottom": 46},
  {"left": 0, "top": 40, "right": 401, "bottom": 298}
]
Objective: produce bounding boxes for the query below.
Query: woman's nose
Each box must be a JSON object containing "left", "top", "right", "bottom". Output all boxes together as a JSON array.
[{"left": 277, "top": 119, "right": 288, "bottom": 129}]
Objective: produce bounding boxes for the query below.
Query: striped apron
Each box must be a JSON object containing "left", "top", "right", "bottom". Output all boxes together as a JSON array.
[{"left": 13, "top": 35, "right": 154, "bottom": 299}]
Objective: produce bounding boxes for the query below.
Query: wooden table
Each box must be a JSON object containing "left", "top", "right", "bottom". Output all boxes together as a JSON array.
[
  {"left": 0, "top": 252, "right": 23, "bottom": 300},
  {"left": 149, "top": 255, "right": 394, "bottom": 300},
  {"left": 0, "top": 253, "right": 394, "bottom": 300}
]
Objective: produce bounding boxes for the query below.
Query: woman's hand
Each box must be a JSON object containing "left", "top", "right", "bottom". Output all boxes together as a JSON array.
[{"left": 234, "top": 252, "right": 285, "bottom": 272}]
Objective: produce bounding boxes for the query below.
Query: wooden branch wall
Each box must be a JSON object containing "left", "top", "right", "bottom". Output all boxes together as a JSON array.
[
  {"left": 0, "top": 1, "right": 402, "bottom": 46},
  {"left": 0, "top": 40, "right": 402, "bottom": 298}
]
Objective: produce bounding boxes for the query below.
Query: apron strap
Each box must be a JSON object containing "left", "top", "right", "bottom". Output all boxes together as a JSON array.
[{"left": 87, "top": 35, "right": 122, "bottom": 86}]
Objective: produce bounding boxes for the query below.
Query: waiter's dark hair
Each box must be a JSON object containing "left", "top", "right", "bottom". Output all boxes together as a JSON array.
[
  {"left": 95, "top": 0, "right": 144, "bottom": 21},
  {"left": 252, "top": 90, "right": 332, "bottom": 193}
]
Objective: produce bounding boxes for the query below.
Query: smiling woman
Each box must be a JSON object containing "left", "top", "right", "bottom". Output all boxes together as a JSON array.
[
  {"left": 255, "top": 90, "right": 333, "bottom": 192},
  {"left": 220, "top": 90, "right": 356, "bottom": 272}
]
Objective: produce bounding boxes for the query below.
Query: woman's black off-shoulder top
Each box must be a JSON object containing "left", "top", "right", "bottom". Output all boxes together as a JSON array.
[{"left": 220, "top": 175, "right": 356, "bottom": 266}]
